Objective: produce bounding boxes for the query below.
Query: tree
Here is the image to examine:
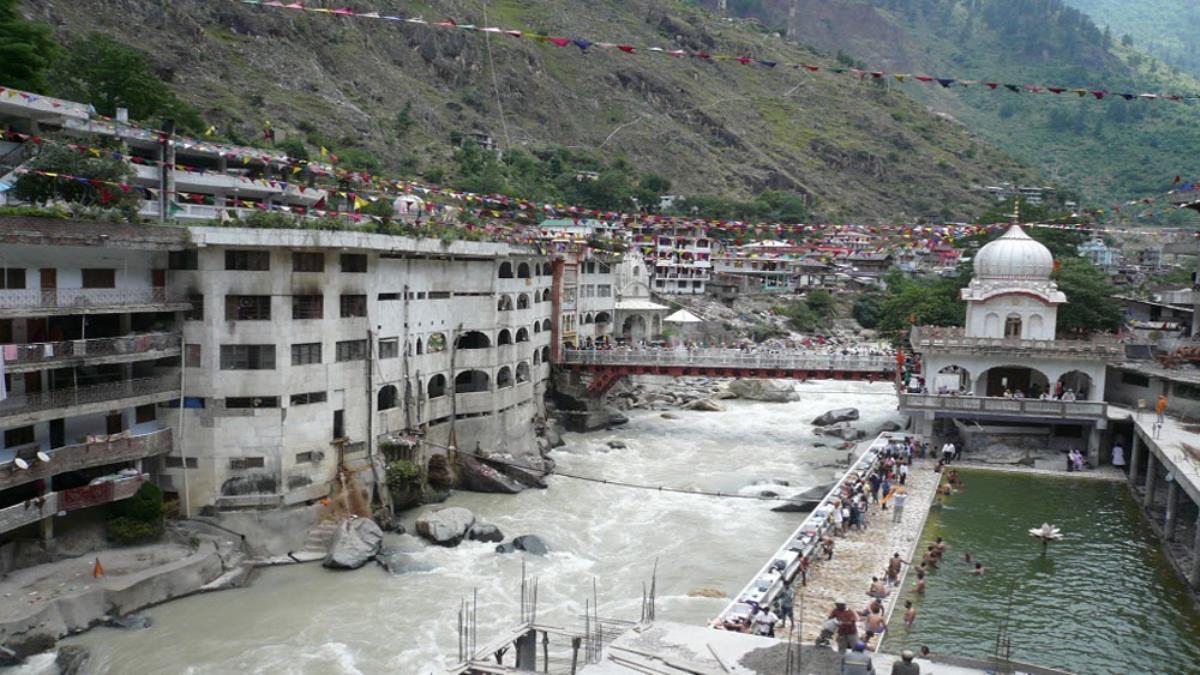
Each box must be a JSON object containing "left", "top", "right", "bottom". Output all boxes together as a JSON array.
[
  {"left": 1053, "top": 257, "right": 1123, "bottom": 334},
  {"left": 106, "top": 482, "right": 165, "bottom": 544},
  {"left": 852, "top": 289, "right": 885, "bottom": 329},
  {"left": 50, "top": 33, "right": 203, "bottom": 130},
  {"left": 805, "top": 289, "right": 835, "bottom": 318},
  {"left": 14, "top": 144, "right": 138, "bottom": 217},
  {"left": 0, "top": 0, "right": 58, "bottom": 93}
]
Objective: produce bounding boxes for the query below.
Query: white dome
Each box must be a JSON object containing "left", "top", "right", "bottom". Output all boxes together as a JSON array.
[{"left": 973, "top": 225, "right": 1053, "bottom": 279}]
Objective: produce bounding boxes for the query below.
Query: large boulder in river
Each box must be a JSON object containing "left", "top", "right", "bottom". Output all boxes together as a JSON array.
[
  {"left": 727, "top": 379, "right": 800, "bottom": 403},
  {"left": 456, "top": 453, "right": 525, "bottom": 494},
  {"left": 467, "top": 522, "right": 505, "bottom": 543},
  {"left": 323, "top": 518, "right": 384, "bottom": 569},
  {"left": 496, "top": 534, "right": 550, "bottom": 556},
  {"left": 683, "top": 398, "right": 725, "bottom": 412},
  {"left": 376, "top": 549, "right": 436, "bottom": 575},
  {"left": 875, "top": 420, "right": 903, "bottom": 434},
  {"left": 771, "top": 482, "right": 836, "bottom": 513},
  {"left": 812, "top": 408, "right": 860, "bottom": 426},
  {"left": 816, "top": 423, "right": 866, "bottom": 441},
  {"left": 416, "top": 507, "right": 476, "bottom": 547}
]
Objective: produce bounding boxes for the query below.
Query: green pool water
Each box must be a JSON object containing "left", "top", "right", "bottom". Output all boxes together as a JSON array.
[{"left": 887, "top": 469, "right": 1200, "bottom": 673}]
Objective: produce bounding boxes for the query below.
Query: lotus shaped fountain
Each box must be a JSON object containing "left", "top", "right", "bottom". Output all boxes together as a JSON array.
[{"left": 1028, "top": 523, "right": 1063, "bottom": 555}]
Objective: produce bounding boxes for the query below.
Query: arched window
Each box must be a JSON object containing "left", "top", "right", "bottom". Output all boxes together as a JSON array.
[
  {"left": 498, "top": 262, "right": 513, "bottom": 279},
  {"left": 516, "top": 327, "right": 529, "bottom": 342},
  {"left": 498, "top": 329, "right": 513, "bottom": 346},
  {"left": 541, "top": 288, "right": 551, "bottom": 302},
  {"left": 427, "top": 332, "right": 446, "bottom": 353},
  {"left": 533, "top": 322, "right": 541, "bottom": 334},
  {"left": 541, "top": 319, "right": 551, "bottom": 332},
  {"left": 516, "top": 362, "right": 530, "bottom": 383},
  {"left": 533, "top": 291, "right": 541, "bottom": 304},
  {"left": 427, "top": 374, "right": 447, "bottom": 398},
  {"left": 455, "top": 370, "right": 490, "bottom": 393},
  {"left": 517, "top": 263, "right": 531, "bottom": 279},
  {"left": 583, "top": 313, "right": 594, "bottom": 325},
  {"left": 595, "top": 311, "right": 611, "bottom": 324},
  {"left": 542, "top": 263, "right": 553, "bottom": 277},
  {"left": 1004, "top": 314, "right": 1022, "bottom": 339},
  {"left": 517, "top": 293, "right": 529, "bottom": 310},
  {"left": 533, "top": 350, "right": 541, "bottom": 365},
  {"left": 498, "top": 295, "right": 513, "bottom": 311},
  {"left": 458, "top": 331, "right": 491, "bottom": 349},
  {"left": 415, "top": 338, "right": 423, "bottom": 355},
  {"left": 377, "top": 385, "right": 397, "bottom": 410},
  {"left": 496, "top": 366, "right": 513, "bottom": 388},
  {"left": 541, "top": 346, "right": 550, "bottom": 363}
]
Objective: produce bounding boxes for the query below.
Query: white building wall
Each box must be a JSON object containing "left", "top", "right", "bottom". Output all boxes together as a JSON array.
[{"left": 965, "top": 294, "right": 1057, "bottom": 340}]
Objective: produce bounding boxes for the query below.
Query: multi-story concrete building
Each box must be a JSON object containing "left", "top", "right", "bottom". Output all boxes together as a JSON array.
[
  {"left": 1, "top": 218, "right": 553, "bottom": 541},
  {"left": 0, "top": 220, "right": 189, "bottom": 539},
  {"left": 632, "top": 224, "right": 712, "bottom": 295}
]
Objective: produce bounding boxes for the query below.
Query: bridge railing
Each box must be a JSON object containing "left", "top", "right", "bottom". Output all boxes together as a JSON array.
[
  {"left": 899, "top": 392, "right": 1108, "bottom": 420},
  {"left": 561, "top": 348, "right": 895, "bottom": 372}
]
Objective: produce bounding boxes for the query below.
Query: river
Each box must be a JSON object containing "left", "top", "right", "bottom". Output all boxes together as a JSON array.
[{"left": 38, "top": 381, "right": 898, "bottom": 674}]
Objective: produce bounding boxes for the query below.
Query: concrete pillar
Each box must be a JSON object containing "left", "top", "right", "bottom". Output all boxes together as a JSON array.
[
  {"left": 1191, "top": 518, "right": 1200, "bottom": 588},
  {"left": 1164, "top": 479, "right": 1180, "bottom": 541},
  {"left": 39, "top": 514, "right": 53, "bottom": 542},
  {"left": 1128, "top": 433, "right": 1141, "bottom": 488},
  {"left": 1087, "top": 426, "right": 1101, "bottom": 467},
  {"left": 1143, "top": 452, "right": 1158, "bottom": 509}
]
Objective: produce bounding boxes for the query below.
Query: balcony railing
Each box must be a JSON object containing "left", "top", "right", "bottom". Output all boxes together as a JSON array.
[
  {"left": 899, "top": 392, "right": 1108, "bottom": 420},
  {"left": 0, "top": 287, "right": 187, "bottom": 312},
  {"left": 0, "top": 428, "right": 172, "bottom": 492},
  {"left": 910, "top": 326, "right": 1123, "bottom": 358},
  {"left": 0, "top": 376, "right": 179, "bottom": 420},
  {"left": 0, "top": 474, "right": 146, "bottom": 535},
  {"left": 1, "top": 332, "right": 180, "bottom": 371},
  {"left": 562, "top": 349, "right": 895, "bottom": 373}
]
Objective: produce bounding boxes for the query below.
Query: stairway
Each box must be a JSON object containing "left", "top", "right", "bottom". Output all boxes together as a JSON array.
[{"left": 296, "top": 519, "right": 338, "bottom": 559}]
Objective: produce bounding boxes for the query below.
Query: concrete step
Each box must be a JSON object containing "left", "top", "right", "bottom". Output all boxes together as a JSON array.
[{"left": 299, "top": 519, "right": 339, "bottom": 554}]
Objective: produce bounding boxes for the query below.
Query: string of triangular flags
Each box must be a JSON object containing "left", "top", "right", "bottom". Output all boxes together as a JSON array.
[{"left": 240, "top": 0, "right": 1200, "bottom": 103}]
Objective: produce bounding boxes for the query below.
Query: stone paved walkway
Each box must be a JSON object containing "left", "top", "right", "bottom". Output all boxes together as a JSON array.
[{"left": 782, "top": 456, "right": 942, "bottom": 644}]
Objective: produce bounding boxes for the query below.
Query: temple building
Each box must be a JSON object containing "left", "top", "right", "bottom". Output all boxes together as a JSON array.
[{"left": 902, "top": 225, "right": 1123, "bottom": 463}]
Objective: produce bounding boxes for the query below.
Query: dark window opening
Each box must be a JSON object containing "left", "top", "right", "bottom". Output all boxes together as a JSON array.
[
  {"left": 340, "top": 254, "right": 368, "bottom": 273},
  {"left": 292, "top": 294, "right": 324, "bottom": 320},
  {"left": 225, "top": 249, "right": 270, "bottom": 271}
]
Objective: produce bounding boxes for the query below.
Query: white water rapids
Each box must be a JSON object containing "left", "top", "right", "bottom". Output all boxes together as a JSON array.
[{"left": 53, "top": 381, "right": 898, "bottom": 674}]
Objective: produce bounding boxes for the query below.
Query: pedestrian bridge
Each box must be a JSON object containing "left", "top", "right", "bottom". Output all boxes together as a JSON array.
[{"left": 560, "top": 349, "right": 897, "bottom": 394}]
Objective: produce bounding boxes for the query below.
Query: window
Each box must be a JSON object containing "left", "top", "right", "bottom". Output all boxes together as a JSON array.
[
  {"left": 229, "top": 457, "right": 265, "bottom": 469},
  {"left": 1121, "top": 372, "right": 1150, "bottom": 388},
  {"left": 336, "top": 339, "right": 367, "bottom": 362},
  {"left": 164, "top": 456, "right": 198, "bottom": 469},
  {"left": 378, "top": 338, "right": 399, "bottom": 359},
  {"left": 290, "top": 391, "right": 328, "bottom": 406},
  {"left": 220, "top": 345, "right": 276, "bottom": 370},
  {"left": 169, "top": 250, "right": 198, "bottom": 270},
  {"left": 340, "top": 253, "right": 367, "bottom": 273},
  {"left": 4, "top": 425, "right": 34, "bottom": 448},
  {"left": 187, "top": 294, "right": 204, "bottom": 321},
  {"left": 1175, "top": 383, "right": 1200, "bottom": 400},
  {"left": 333, "top": 409, "right": 345, "bottom": 439},
  {"left": 185, "top": 344, "right": 201, "bottom": 368},
  {"left": 225, "top": 295, "right": 271, "bottom": 321},
  {"left": 0, "top": 268, "right": 26, "bottom": 289},
  {"left": 225, "top": 397, "right": 279, "bottom": 409},
  {"left": 597, "top": 285, "right": 612, "bottom": 298},
  {"left": 292, "top": 294, "right": 323, "bottom": 320},
  {"left": 135, "top": 404, "right": 157, "bottom": 424},
  {"left": 81, "top": 268, "right": 116, "bottom": 288},
  {"left": 225, "top": 249, "right": 270, "bottom": 271},
  {"left": 292, "top": 252, "right": 324, "bottom": 272},
  {"left": 292, "top": 342, "right": 322, "bottom": 365},
  {"left": 295, "top": 451, "right": 319, "bottom": 464},
  {"left": 340, "top": 294, "right": 367, "bottom": 318}
]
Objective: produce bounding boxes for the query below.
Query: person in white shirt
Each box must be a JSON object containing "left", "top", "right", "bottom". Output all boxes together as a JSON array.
[
  {"left": 1111, "top": 443, "right": 1126, "bottom": 467},
  {"left": 752, "top": 606, "right": 779, "bottom": 637}
]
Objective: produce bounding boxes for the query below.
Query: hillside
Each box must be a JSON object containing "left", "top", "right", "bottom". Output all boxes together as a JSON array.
[
  {"left": 13, "top": 0, "right": 1042, "bottom": 223},
  {"left": 697, "top": 0, "right": 1200, "bottom": 216},
  {"left": 1062, "top": 1, "right": 1200, "bottom": 78}
]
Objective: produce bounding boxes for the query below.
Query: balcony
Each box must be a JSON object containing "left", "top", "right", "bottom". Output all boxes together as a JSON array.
[
  {"left": 899, "top": 393, "right": 1108, "bottom": 422},
  {"left": 0, "top": 287, "right": 193, "bottom": 318},
  {"left": 132, "top": 164, "right": 326, "bottom": 204},
  {"left": 2, "top": 332, "right": 180, "bottom": 374},
  {"left": 910, "top": 326, "right": 1123, "bottom": 359},
  {"left": 0, "top": 375, "right": 179, "bottom": 427},
  {"left": 0, "top": 474, "right": 147, "bottom": 536},
  {"left": 0, "top": 428, "right": 171, "bottom": 492}
]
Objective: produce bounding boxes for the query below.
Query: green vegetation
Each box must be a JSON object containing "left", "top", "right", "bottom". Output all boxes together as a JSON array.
[
  {"left": 0, "top": 205, "right": 70, "bottom": 219},
  {"left": 49, "top": 33, "right": 204, "bottom": 131},
  {"left": 1053, "top": 257, "right": 1124, "bottom": 334},
  {"left": 106, "top": 482, "right": 165, "bottom": 545},
  {"left": 772, "top": 289, "right": 836, "bottom": 332},
  {"left": 1062, "top": 1, "right": 1200, "bottom": 77},
  {"left": 14, "top": 144, "right": 140, "bottom": 221},
  {"left": 386, "top": 459, "right": 422, "bottom": 490},
  {"left": 669, "top": 190, "right": 809, "bottom": 224},
  {"left": 0, "top": 0, "right": 57, "bottom": 92}
]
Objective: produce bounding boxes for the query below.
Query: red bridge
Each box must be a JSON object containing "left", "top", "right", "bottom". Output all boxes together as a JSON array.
[{"left": 560, "top": 349, "right": 898, "bottom": 395}]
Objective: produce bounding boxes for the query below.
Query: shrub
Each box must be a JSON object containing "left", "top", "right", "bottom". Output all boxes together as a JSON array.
[
  {"left": 386, "top": 459, "right": 422, "bottom": 491},
  {"left": 106, "top": 482, "right": 165, "bottom": 544}
]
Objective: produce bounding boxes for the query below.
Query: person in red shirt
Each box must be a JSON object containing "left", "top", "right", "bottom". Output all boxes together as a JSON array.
[{"left": 829, "top": 600, "right": 859, "bottom": 653}]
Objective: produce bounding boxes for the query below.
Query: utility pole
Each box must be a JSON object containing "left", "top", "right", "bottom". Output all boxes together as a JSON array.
[{"left": 158, "top": 118, "right": 176, "bottom": 222}]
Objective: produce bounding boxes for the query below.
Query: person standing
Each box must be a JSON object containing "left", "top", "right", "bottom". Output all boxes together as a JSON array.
[
  {"left": 842, "top": 642, "right": 875, "bottom": 674},
  {"left": 898, "top": 462, "right": 909, "bottom": 486},
  {"left": 892, "top": 487, "right": 908, "bottom": 523},
  {"left": 830, "top": 601, "right": 859, "bottom": 653},
  {"left": 891, "top": 649, "right": 920, "bottom": 675},
  {"left": 1156, "top": 393, "right": 1168, "bottom": 423},
  {"left": 752, "top": 604, "right": 779, "bottom": 637},
  {"left": 777, "top": 580, "right": 796, "bottom": 630},
  {"left": 951, "top": 442, "right": 962, "bottom": 462},
  {"left": 1111, "top": 441, "right": 1126, "bottom": 468}
]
